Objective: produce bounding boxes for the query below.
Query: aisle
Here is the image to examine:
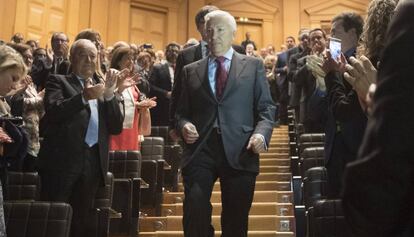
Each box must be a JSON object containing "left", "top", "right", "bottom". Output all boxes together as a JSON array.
[{"left": 139, "top": 126, "right": 295, "bottom": 236}]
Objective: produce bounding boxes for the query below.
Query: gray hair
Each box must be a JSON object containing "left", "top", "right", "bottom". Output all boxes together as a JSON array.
[
  {"left": 70, "top": 39, "right": 97, "bottom": 57},
  {"left": 204, "top": 10, "right": 237, "bottom": 33},
  {"left": 0, "top": 45, "right": 27, "bottom": 75}
]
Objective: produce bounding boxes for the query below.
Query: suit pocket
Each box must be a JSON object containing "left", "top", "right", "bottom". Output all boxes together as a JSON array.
[{"left": 242, "top": 125, "right": 254, "bottom": 133}]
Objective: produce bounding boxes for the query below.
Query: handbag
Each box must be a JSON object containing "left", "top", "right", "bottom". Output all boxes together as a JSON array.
[{"left": 138, "top": 108, "right": 151, "bottom": 136}]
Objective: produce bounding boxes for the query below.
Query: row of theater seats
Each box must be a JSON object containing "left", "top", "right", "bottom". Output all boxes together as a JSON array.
[
  {"left": 287, "top": 112, "right": 348, "bottom": 237},
  {"left": 2, "top": 126, "right": 182, "bottom": 237}
]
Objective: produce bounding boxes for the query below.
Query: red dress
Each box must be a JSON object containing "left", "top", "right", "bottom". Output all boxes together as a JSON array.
[{"left": 109, "top": 87, "right": 140, "bottom": 150}]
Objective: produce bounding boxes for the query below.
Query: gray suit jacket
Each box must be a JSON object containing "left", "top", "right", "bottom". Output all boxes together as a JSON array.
[{"left": 175, "top": 52, "right": 276, "bottom": 173}]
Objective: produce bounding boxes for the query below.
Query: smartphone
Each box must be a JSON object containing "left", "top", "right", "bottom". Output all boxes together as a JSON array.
[{"left": 329, "top": 37, "right": 342, "bottom": 61}]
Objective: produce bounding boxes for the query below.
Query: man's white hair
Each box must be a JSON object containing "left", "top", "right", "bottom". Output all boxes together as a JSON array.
[
  {"left": 70, "top": 39, "right": 97, "bottom": 56},
  {"left": 204, "top": 10, "right": 237, "bottom": 32}
]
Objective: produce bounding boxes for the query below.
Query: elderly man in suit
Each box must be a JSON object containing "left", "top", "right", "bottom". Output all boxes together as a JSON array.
[
  {"left": 38, "top": 39, "right": 124, "bottom": 237},
  {"left": 175, "top": 10, "right": 275, "bottom": 237}
]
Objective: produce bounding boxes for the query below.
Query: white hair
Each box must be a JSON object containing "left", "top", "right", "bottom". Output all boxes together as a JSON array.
[
  {"left": 70, "top": 39, "right": 97, "bottom": 56},
  {"left": 204, "top": 10, "right": 237, "bottom": 32}
]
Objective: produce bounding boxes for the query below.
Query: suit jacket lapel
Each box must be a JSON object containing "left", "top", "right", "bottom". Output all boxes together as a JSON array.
[
  {"left": 195, "top": 58, "right": 216, "bottom": 102},
  {"left": 68, "top": 73, "right": 83, "bottom": 93},
  {"left": 222, "top": 52, "right": 246, "bottom": 99}
]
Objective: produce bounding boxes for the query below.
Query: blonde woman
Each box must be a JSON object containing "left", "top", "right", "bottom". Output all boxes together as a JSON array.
[{"left": 0, "top": 44, "right": 28, "bottom": 237}]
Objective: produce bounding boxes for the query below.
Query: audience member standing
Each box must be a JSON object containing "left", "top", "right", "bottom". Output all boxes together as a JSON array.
[
  {"left": 241, "top": 32, "right": 257, "bottom": 50},
  {"left": 109, "top": 45, "right": 156, "bottom": 151},
  {"left": 8, "top": 43, "right": 44, "bottom": 171},
  {"left": 342, "top": 1, "right": 414, "bottom": 235},
  {"left": 150, "top": 42, "right": 180, "bottom": 126},
  {"left": 320, "top": 12, "right": 366, "bottom": 197},
  {"left": 274, "top": 36, "right": 296, "bottom": 124},
  {"left": 0, "top": 45, "right": 28, "bottom": 236},
  {"left": 38, "top": 39, "right": 124, "bottom": 237},
  {"left": 175, "top": 10, "right": 275, "bottom": 237},
  {"left": 170, "top": 5, "right": 219, "bottom": 137},
  {"left": 287, "top": 30, "right": 310, "bottom": 121},
  {"left": 293, "top": 28, "right": 328, "bottom": 133}
]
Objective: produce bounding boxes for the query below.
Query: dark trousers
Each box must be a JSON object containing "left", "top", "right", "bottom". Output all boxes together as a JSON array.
[
  {"left": 182, "top": 129, "right": 256, "bottom": 237},
  {"left": 326, "top": 134, "right": 354, "bottom": 198},
  {"left": 40, "top": 144, "right": 102, "bottom": 237}
]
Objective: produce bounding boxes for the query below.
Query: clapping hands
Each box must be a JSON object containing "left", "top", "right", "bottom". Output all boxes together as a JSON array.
[
  {"left": 135, "top": 97, "right": 157, "bottom": 109},
  {"left": 343, "top": 55, "right": 377, "bottom": 100}
]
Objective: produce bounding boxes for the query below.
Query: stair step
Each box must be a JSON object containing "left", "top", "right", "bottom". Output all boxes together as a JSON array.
[
  {"left": 256, "top": 172, "right": 291, "bottom": 182},
  {"left": 139, "top": 215, "right": 295, "bottom": 232},
  {"left": 260, "top": 165, "right": 290, "bottom": 173},
  {"left": 260, "top": 153, "right": 289, "bottom": 159},
  {"left": 161, "top": 202, "right": 294, "bottom": 216},
  {"left": 267, "top": 147, "right": 289, "bottom": 153},
  {"left": 178, "top": 181, "right": 291, "bottom": 192},
  {"left": 139, "top": 230, "right": 295, "bottom": 237},
  {"left": 163, "top": 190, "right": 293, "bottom": 204},
  {"left": 260, "top": 158, "right": 290, "bottom": 166}
]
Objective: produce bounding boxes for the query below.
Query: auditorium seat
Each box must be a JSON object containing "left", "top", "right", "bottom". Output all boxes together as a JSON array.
[
  {"left": 299, "top": 147, "right": 325, "bottom": 177},
  {"left": 302, "top": 167, "right": 328, "bottom": 210},
  {"left": 93, "top": 172, "right": 117, "bottom": 237},
  {"left": 4, "top": 201, "right": 72, "bottom": 237},
  {"left": 5, "top": 172, "right": 40, "bottom": 201},
  {"left": 298, "top": 133, "right": 325, "bottom": 154},
  {"left": 141, "top": 136, "right": 169, "bottom": 216},
  {"left": 150, "top": 126, "right": 183, "bottom": 191},
  {"left": 307, "top": 199, "right": 349, "bottom": 237},
  {"left": 108, "top": 150, "right": 144, "bottom": 237}
]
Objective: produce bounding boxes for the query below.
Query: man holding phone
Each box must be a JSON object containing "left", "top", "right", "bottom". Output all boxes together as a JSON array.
[
  {"left": 320, "top": 12, "right": 366, "bottom": 198},
  {"left": 329, "top": 38, "right": 342, "bottom": 62}
]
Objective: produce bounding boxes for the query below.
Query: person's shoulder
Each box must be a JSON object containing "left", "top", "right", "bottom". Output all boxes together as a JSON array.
[
  {"left": 235, "top": 52, "right": 263, "bottom": 65},
  {"left": 180, "top": 44, "right": 200, "bottom": 56}
]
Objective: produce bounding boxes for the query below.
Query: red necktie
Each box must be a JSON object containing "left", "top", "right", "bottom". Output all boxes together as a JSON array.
[{"left": 215, "top": 56, "right": 228, "bottom": 100}]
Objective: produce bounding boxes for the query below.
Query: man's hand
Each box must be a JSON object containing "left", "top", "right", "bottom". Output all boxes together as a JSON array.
[
  {"left": 246, "top": 134, "right": 266, "bottom": 154},
  {"left": 169, "top": 129, "right": 180, "bottom": 143},
  {"left": 102, "top": 69, "right": 118, "bottom": 99},
  {"left": 321, "top": 50, "right": 347, "bottom": 74},
  {"left": 343, "top": 56, "right": 377, "bottom": 100},
  {"left": 45, "top": 44, "right": 53, "bottom": 65},
  {"left": 61, "top": 43, "right": 69, "bottom": 59},
  {"left": 181, "top": 122, "right": 199, "bottom": 144},
  {"left": 166, "top": 91, "right": 172, "bottom": 99},
  {"left": 83, "top": 77, "right": 105, "bottom": 100}
]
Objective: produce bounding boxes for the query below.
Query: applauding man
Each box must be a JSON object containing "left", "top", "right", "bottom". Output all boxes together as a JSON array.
[
  {"left": 38, "top": 39, "right": 124, "bottom": 237},
  {"left": 175, "top": 10, "right": 275, "bottom": 237}
]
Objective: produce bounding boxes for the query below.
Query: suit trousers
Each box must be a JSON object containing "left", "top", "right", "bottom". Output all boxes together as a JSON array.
[
  {"left": 40, "top": 144, "right": 102, "bottom": 237},
  {"left": 182, "top": 129, "right": 256, "bottom": 237},
  {"left": 325, "top": 133, "right": 354, "bottom": 198}
]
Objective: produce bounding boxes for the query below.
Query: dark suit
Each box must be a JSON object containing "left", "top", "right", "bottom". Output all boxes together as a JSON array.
[
  {"left": 275, "top": 52, "right": 289, "bottom": 124},
  {"left": 287, "top": 47, "right": 310, "bottom": 120},
  {"left": 342, "top": 1, "right": 414, "bottom": 236},
  {"left": 293, "top": 56, "right": 327, "bottom": 132},
  {"left": 323, "top": 71, "right": 367, "bottom": 197},
  {"left": 38, "top": 73, "right": 124, "bottom": 237},
  {"left": 176, "top": 51, "right": 275, "bottom": 236},
  {"left": 150, "top": 62, "right": 174, "bottom": 126},
  {"left": 170, "top": 44, "right": 203, "bottom": 128}
]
